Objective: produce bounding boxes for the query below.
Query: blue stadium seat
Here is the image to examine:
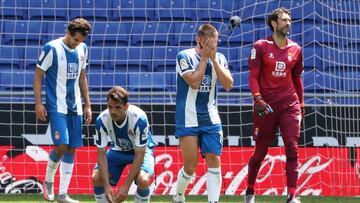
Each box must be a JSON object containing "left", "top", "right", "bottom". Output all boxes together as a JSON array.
[
  {"left": 240, "top": 0, "right": 277, "bottom": 22},
  {"left": 343, "top": 71, "right": 360, "bottom": 91},
  {"left": 28, "top": 0, "right": 68, "bottom": 20},
  {"left": 196, "top": 0, "right": 239, "bottom": 21},
  {"left": 172, "top": 22, "right": 199, "bottom": 46},
  {"left": 303, "top": 45, "right": 322, "bottom": 69},
  {"left": 165, "top": 72, "right": 176, "bottom": 91},
  {"left": 302, "top": 69, "right": 342, "bottom": 92},
  {"left": 257, "top": 23, "right": 272, "bottom": 39},
  {"left": 238, "top": 46, "right": 251, "bottom": 71},
  {"left": 87, "top": 68, "right": 119, "bottom": 91},
  {"left": 3, "top": 21, "right": 45, "bottom": 45},
  {"left": 231, "top": 71, "right": 249, "bottom": 92},
  {"left": 24, "top": 47, "right": 41, "bottom": 71},
  {"left": 112, "top": 0, "right": 155, "bottom": 21},
  {"left": 155, "top": 0, "right": 195, "bottom": 21},
  {"left": 109, "top": 47, "right": 152, "bottom": 72},
  {"left": 44, "top": 21, "right": 68, "bottom": 43},
  {"left": 152, "top": 47, "right": 177, "bottom": 72},
  {"left": 128, "top": 72, "right": 166, "bottom": 91},
  {"left": 0, "top": 46, "right": 24, "bottom": 70},
  {"left": 279, "top": 0, "right": 315, "bottom": 21},
  {"left": 91, "top": 22, "right": 131, "bottom": 46},
  {"left": 131, "top": 22, "right": 173, "bottom": 46},
  {"left": 0, "top": 0, "right": 28, "bottom": 20},
  {"left": 70, "top": 0, "right": 110, "bottom": 21},
  {"left": 88, "top": 47, "right": 111, "bottom": 71},
  {"left": 318, "top": 0, "right": 360, "bottom": 23}
]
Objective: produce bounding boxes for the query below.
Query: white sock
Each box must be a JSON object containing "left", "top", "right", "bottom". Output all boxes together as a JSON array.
[
  {"left": 59, "top": 162, "right": 74, "bottom": 195},
  {"left": 45, "top": 158, "right": 60, "bottom": 183},
  {"left": 175, "top": 167, "right": 193, "bottom": 200},
  {"left": 95, "top": 193, "right": 109, "bottom": 203},
  {"left": 207, "top": 167, "right": 222, "bottom": 202}
]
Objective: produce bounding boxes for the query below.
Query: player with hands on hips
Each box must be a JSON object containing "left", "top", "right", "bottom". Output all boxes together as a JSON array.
[
  {"left": 92, "top": 86, "right": 156, "bottom": 203},
  {"left": 33, "top": 18, "right": 92, "bottom": 203},
  {"left": 244, "top": 7, "right": 304, "bottom": 203},
  {"left": 172, "top": 24, "right": 233, "bottom": 203}
]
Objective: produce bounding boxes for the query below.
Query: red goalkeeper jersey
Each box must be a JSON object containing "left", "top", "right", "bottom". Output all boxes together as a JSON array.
[{"left": 248, "top": 36, "right": 303, "bottom": 108}]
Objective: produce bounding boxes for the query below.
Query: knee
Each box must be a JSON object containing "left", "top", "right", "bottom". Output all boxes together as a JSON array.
[
  {"left": 92, "top": 170, "right": 102, "bottom": 186},
  {"left": 205, "top": 153, "right": 220, "bottom": 168},
  {"left": 55, "top": 144, "right": 68, "bottom": 156},
  {"left": 183, "top": 165, "right": 196, "bottom": 176},
  {"left": 136, "top": 174, "right": 150, "bottom": 189},
  {"left": 284, "top": 139, "right": 299, "bottom": 159}
]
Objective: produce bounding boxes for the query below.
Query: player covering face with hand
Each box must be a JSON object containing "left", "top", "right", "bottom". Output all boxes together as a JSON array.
[
  {"left": 172, "top": 24, "right": 233, "bottom": 203},
  {"left": 92, "top": 86, "right": 156, "bottom": 203},
  {"left": 244, "top": 7, "right": 304, "bottom": 203}
]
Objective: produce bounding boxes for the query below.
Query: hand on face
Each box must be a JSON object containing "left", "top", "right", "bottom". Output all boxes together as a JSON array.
[{"left": 200, "top": 37, "right": 217, "bottom": 60}]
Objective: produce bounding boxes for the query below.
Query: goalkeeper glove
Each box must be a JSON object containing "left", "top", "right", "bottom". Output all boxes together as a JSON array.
[{"left": 253, "top": 94, "right": 273, "bottom": 116}]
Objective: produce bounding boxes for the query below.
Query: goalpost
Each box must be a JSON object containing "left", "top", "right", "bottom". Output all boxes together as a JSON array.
[{"left": 0, "top": 0, "right": 359, "bottom": 197}]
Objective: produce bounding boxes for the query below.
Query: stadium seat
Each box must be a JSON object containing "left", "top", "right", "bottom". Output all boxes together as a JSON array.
[
  {"left": 3, "top": 21, "right": 46, "bottom": 46},
  {"left": 70, "top": 0, "right": 110, "bottom": 21},
  {"left": 154, "top": 0, "right": 195, "bottom": 21},
  {"left": 238, "top": 46, "right": 251, "bottom": 71},
  {"left": 227, "top": 23, "right": 258, "bottom": 47},
  {"left": 28, "top": 0, "right": 68, "bottom": 20},
  {"left": 91, "top": 22, "right": 131, "bottom": 46},
  {"left": 87, "top": 68, "right": 119, "bottom": 91},
  {"left": 318, "top": 0, "right": 360, "bottom": 23},
  {"left": 231, "top": 71, "right": 249, "bottom": 92},
  {"left": 0, "top": 0, "right": 28, "bottom": 20},
  {"left": 279, "top": 0, "right": 315, "bottom": 21},
  {"left": 109, "top": 47, "right": 152, "bottom": 72},
  {"left": 303, "top": 45, "right": 322, "bottom": 69},
  {"left": 88, "top": 47, "right": 111, "bottom": 71},
  {"left": 343, "top": 71, "right": 360, "bottom": 91},
  {"left": 0, "top": 46, "right": 24, "bottom": 70},
  {"left": 302, "top": 69, "right": 342, "bottom": 92},
  {"left": 128, "top": 72, "right": 166, "bottom": 91},
  {"left": 172, "top": 22, "right": 199, "bottom": 46},
  {"left": 240, "top": 0, "right": 277, "bottom": 22},
  {"left": 152, "top": 47, "right": 177, "bottom": 72},
  {"left": 195, "top": 0, "right": 238, "bottom": 21},
  {"left": 112, "top": 0, "right": 155, "bottom": 21},
  {"left": 24, "top": 46, "right": 41, "bottom": 71},
  {"left": 44, "top": 21, "right": 67, "bottom": 43},
  {"left": 131, "top": 22, "right": 173, "bottom": 46}
]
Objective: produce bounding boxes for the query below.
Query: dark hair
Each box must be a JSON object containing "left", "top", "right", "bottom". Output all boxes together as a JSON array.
[
  {"left": 197, "top": 24, "right": 217, "bottom": 37},
  {"left": 267, "top": 7, "right": 291, "bottom": 32},
  {"left": 107, "top": 86, "right": 128, "bottom": 105},
  {"left": 67, "top": 18, "right": 92, "bottom": 37}
]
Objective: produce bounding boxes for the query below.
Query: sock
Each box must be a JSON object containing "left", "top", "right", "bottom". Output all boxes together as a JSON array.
[
  {"left": 135, "top": 187, "right": 150, "bottom": 203},
  {"left": 245, "top": 188, "right": 255, "bottom": 195},
  {"left": 94, "top": 186, "right": 108, "bottom": 203},
  {"left": 175, "top": 167, "right": 193, "bottom": 200},
  {"left": 206, "top": 167, "right": 222, "bottom": 202},
  {"left": 59, "top": 152, "right": 75, "bottom": 195},
  {"left": 45, "top": 150, "right": 61, "bottom": 183}
]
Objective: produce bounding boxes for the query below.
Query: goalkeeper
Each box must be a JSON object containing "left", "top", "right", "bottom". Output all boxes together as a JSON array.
[
  {"left": 92, "top": 86, "right": 156, "bottom": 203},
  {"left": 244, "top": 8, "right": 304, "bottom": 203}
]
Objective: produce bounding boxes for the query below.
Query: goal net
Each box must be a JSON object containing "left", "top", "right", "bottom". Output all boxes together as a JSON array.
[{"left": 0, "top": 0, "right": 359, "bottom": 197}]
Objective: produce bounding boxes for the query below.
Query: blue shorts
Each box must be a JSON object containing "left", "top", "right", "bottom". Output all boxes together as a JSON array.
[
  {"left": 49, "top": 112, "right": 83, "bottom": 148},
  {"left": 95, "top": 147, "right": 155, "bottom": 186},
  {"left": 176, "top": 124, "right": 223, "bottom": 156}
]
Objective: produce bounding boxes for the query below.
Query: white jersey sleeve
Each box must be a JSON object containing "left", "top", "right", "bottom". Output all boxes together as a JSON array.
[
  {"left": 217, "top": 52, "right": 229, "bottom": 70},
  {"left": 132, "top": 114, "right": 149, "bottom": 148},
  {"left": 37, "top": 43, "right": 53, "bottom": 71},
  {"left": 176, "top": 50, "right": 195, "bottom": 76}
]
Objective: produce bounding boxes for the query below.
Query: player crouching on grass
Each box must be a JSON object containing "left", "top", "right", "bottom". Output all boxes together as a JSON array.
[
  {"left": 92, "top": 86, "right": 156, "bottom": 203},
  {"left": 244, "top": 7, "right": 304, "bottom": 203}
]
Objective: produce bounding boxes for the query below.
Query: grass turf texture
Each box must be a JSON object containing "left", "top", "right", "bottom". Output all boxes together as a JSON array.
[{"left": 0, "top": 194, "right": 359, "bottom": 203}]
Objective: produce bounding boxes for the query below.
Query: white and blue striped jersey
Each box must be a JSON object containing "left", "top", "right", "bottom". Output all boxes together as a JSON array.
[
  {"left": 37, "top": 37, "right": 88, "bottom": 115},
  {"left": 94, "top": 104, "right": 156, "bottom": 152},
  {"left": 175, "top": 48, "right": 228, "bottom": 128}
]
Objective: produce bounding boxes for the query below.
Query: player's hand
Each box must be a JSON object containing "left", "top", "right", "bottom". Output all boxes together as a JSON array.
[
  {"left": 104, "top": 184, "right": 115, "bottom": 203},
  {"left": 253, "top": 94, "right": 273, "bottom": 116},
  {"left": 201, "top": 38, "right": 214, "bottom": 59},
  {"left": 114, "top": 185, "right": 129, "bottom": 203},
  {"left": 84, "top": 105, "right": 92, "bottom": 124},
  {"left": 35, "top": 103, "right": 47, "bottom": 121}
]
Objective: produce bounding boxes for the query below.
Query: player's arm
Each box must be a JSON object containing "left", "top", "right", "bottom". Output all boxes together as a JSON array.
[
  {"left": 293, "top": 49, "right": 305, "bottom": 116},
  {"left": 248, "top": 42, "right": 272, "bottom": 116},
  {"left": 79, "top": 69, "right": 92, "bottom": 124},
  {"left": 211, "top": 53, "right": 233, "bottom": 92}
]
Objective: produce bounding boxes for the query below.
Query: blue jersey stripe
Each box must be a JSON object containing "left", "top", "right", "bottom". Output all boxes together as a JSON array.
[
  {"left": 195, "top": 61, "right": 212, "bottom": 125},
  {"left": 175, "top": 73, "right": 189, "bottom": 127}
]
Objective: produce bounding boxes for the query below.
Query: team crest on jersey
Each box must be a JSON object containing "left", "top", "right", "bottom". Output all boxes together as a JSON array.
[
  {"left": 199, "top": 75, "right": 211, "bottom": 92},
  {"left": 269, "top": 53, "right": 274, "bottom": 58},
  {"left": 179, "top": 59, "right": 189, "bottom": 70},
  {"left": 250, "top": 48, "right": 256, "bottom": 59},
  {"left": 288, "top": 53, "right": 293, "bottom": 61},
  {"left": 67, "top": 63, "right": 79, "bottom": 79}
]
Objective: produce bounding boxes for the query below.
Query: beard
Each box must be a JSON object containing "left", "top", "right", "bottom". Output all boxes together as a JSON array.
[{"left": 276, "top": 27, "right": 290, "bottom": 37}]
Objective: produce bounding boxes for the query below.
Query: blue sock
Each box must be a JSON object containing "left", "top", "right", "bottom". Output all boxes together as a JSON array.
[
  {"left": 61, "top": 152, "right": 74, "bottom": 164},
  {"left": 136, "top": 188, "right": 150, "bottom": 197},
  {"left": 94, "top": 186, "right": 105, "bottom": 195}
]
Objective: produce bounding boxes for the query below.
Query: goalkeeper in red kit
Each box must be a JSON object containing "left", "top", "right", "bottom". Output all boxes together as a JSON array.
[{"left": 244, "top": 8, "right": 304, "bottom": 203}]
